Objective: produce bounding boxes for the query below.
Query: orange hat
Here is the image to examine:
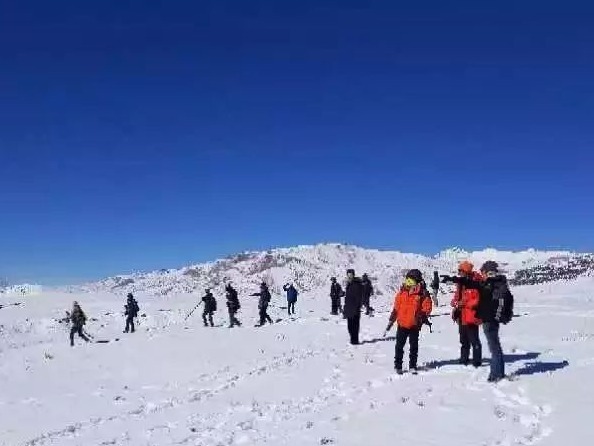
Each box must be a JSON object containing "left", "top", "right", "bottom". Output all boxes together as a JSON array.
[{"left": 458, "top": 261, "right": 474, "bottom": 274}]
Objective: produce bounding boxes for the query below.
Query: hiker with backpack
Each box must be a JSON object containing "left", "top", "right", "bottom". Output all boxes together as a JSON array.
[
  {"left": 225, "top": 283, "right": 242, "bottom": 328},
  {"left": 201, "top": 289, "right": 217, "bottom": 327},
  {"left": 442, "top": 260, "right": 514, "bottom": 382},
  {"left": 283, "top": 283, "right": 298, "bottom": 316},
  {"left": 430, "top": 270, "right": 440, "bottom": 306},
  {"left": 124, "top": 293, "right": 140, "bottom": 333},
  {"left": 69, "top": 301, "right": 90, "bottom": 346},
  {"left": 385, "top": 269, "right": 433, "bottom": 374},
  {"left": 451, "top": 262, "right": 482, "bottom": 367},
  {"left": 251, "top": 282, "right": 273, "bottom": 326}
]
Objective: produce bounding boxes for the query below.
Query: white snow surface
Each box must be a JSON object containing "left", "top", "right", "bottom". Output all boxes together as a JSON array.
[{"left": 0, "top": 245, "right": 592, "bottom": 445}]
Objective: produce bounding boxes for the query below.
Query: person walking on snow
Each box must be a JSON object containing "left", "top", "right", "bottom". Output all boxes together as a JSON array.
[
  {"left": 330, "top": 277, "right": 344, "bottom": 315},
  {"left": 442, "top": 261, "right": 513, "bottom": 382},
  {"left": 225, "top": 283, "right": 242, "bottom": 328},
  {"left": 124, "top": 293, "right": 140, "bottom": 333},
  {"left": 251, "top": 282, "right": 273, "bottom": 326},
  {"left": 451, "top": 262, "right": 482, "bottom": 367},
  {"left": 361, "top": 273, "right": 375, "bottom": 316},
  {"left": 386, "top": 269, "right": 433, "bottom": 374},
  {"left": 70, "top": 301, "right": 90, "bottom": 346},
  {"left": 283, "top": 283, "right": 298, "bottom": 316},
  {"left": 201, "top": 289, "right": 217, "bottom": 327},
  {"left": 430, "top": 270, "right": 440, "bottom": 307},
  {"left": 343, "top": 269, "right": 364, "bottom": 345}
]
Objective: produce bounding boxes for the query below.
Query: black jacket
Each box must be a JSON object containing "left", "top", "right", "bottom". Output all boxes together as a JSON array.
[
  {"left": 226, "top": 286, "right": 240, "bottom": 311},
  {"left": 125, "top": 298, "right": 139, "bottom": 318},
  {"left": 361, "top": 278, "right": 373, "bottom": 301},
  {"left": 202, "top": 292, "right": 217, "bottom": 312},
  {"left": 452, "top": 275, "right": 510, "bottom": 323},
  {"left": 330, "top": 282, "right": 344, "bottom": 299},
  {"left": 251, "top": 287, "right": 272, "bottom": 309},
  {"left": 343, "top": 278, "right": 364, "bottom": 318}
]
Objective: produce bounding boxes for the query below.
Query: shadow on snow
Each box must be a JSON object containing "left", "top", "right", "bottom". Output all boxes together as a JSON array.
[{"left": 513, "top": 360, "right": 570, "bottom": 376}]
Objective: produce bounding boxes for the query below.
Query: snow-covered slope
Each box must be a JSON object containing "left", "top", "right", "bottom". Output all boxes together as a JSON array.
[
  {"left": 70, "top": 244, "right": 589, "bottom": 298},
  {"left": 1, "top": 244, "right": 592, "bottom": 445},
  {"left": 1, "top": 275, "right": 592, "bottom": 445}
]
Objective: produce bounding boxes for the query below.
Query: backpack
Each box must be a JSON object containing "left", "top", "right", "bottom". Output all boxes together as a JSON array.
[{"left": 498, "top": 288, "right": 514, "bottom": 324}]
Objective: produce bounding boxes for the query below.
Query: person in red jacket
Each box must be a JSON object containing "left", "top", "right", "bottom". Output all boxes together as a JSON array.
[
  {"left": 451, "top": 261, "right": 483, "bottom": 367},
  {"left": 386, "top": 269, "right": 433, "bottom": 374}
]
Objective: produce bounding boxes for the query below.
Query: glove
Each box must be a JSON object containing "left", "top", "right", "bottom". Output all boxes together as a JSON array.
[
  {"left": 440, "top": 275, "right": 453, "bottom": 283},
  {"left": 382, "top": 331, "right": 388, "bottom": 338}
]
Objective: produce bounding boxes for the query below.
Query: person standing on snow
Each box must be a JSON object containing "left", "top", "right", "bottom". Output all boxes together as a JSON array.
[
  {"left": 225, "top": 283, "right": 242, "bottom": 328},
  {"left": 283, "top": 283, "right": 298, "bottom": 316},
  {"left": 251, "top": 282, "right": 273, "bottom": 326},
  {"left": 70, "top": 301, "right": 90, "bottom": 346},
  {"left": 124, "top": 293, "right": 140, "bottom": 333},
  {"left": 442, "top": 261, "right": 513, "bottom": 382},
  {"left": 343, "top": 269, "right": 364, "bottom": 345},
  {"left": 451, "top": 262, "right": 482, "bottom": 367},
  {"left": 201, "top": 289, "right": 217, "bottom": 327},
  {"left": 385, "top": 269, "right": 433, "bottom": 374},
  {"left": 430, "top": 270, "right": 440, "bottom": 306},
  {"left": 361, "top": 273, "right": 375, "bottom": 316},
  {"left": 329, "top": 277, "right": 344, "bottom": 315}
]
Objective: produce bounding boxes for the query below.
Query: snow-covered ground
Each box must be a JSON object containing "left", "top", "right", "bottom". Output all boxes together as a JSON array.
[{"left": 1, "top": 274, "right": 591, "bottom": 445}]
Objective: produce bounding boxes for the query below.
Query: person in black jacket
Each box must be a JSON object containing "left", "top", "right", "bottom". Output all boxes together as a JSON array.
[
  {"left": 430, "top": 270, "right": 440, "bottom": 307},
  {"left": 343, "top": 269, "right": 364, "bottom": 345},
  {"left": 124, "top": 293, "right": 140, "bottom": 333},
  {"left": 225, "top": 284, "right": 242, "bottom": 328},
  {"left": 201, "top": 289, "right": 217, "bottom": 327},
  {"left": 329, "top": 277, "right": 344, "bottom": 315},
  {"left": 251, "top": 282, "right": 273, "bottom": 326},
  {"left": 442, "top": 261, "right": 510, "bottom": 382},
  {"left": 361, "top": 273, "right": 375, "bottom": 316},
  {"left": 70, "top": 301, "right": 90, "bottom": 346}
]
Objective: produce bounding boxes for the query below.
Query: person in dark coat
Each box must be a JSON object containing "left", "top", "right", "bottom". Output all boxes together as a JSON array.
[
  {"left": 70, "top": 301, "right": 90, "bottom": 346},
  {"left": 283, "top": 283, "right": 298, "bottom": 315},
  {"left": 430, "top": 270, "right": 440, "bottom": 306},
  {"left": 442, "top": 261, "right": 511, "bottom": 382},
  {"left": 330, "top": 277, "right": 344, "bottom": 315},
  {"left": 225, "top": 284, "right": 242, "bottom": 328},
  {"left": 201, "top": 289, "right": 217, "bottom": 327},
  {"left": 251, "top": 282, "right": 273, "bottom": 326},
  {"left": 343, "top": 269, "right": 364, "bottom": 345},
  {"left": 361, "top": 273, "right": 375, "bottom": 316},
  {"left": 124, "top": 293, "right": 140, "bottom": 333}
]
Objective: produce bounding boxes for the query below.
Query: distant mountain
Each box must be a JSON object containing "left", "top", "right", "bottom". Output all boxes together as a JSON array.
[{"left": 66, "top": 244, "right": 593, "bottom": 297}]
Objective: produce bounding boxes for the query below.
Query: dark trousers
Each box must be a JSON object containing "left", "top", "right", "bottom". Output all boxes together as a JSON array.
[
  {"left": 347, "top": 313, "right": 361, "bottom": 344},
  {"left": 202, "top": 309, "right": 214, "bottom": 327},
  {"left": 70, "top": 326, "right": 90, "bottom": 346},
  {"left": 459, "top": 324, "right": 482, "bottom": 366},
  {"left": 394, "top": 326, "right": 420, "bottom": 370},
  {"left": 483, "top": 322, "right": 505, "bottom": 380},
  {"left": 228, "top": 309, "right": 241, "bottom": 327},
  {"left": 259, "top": 305, "right": 273, "bottom": 325},
  {"left": 288, "top": 301, "right": 296, "bottom": 315},
  {"left": 124, "top": 316, "right": 135, "bottom": 333},
  {"left": 331, "top": 297, "right": 340, "bottom": 315}
]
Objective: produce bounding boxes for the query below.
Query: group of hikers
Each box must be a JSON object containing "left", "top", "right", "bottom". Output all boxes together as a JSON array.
[{"left": 67, "top": 259, "right": 513, "bottom": 382}]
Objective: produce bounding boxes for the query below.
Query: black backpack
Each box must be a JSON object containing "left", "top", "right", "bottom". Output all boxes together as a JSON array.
[{"left": 498, "top": 288, "right": 514, "bottom": 324}]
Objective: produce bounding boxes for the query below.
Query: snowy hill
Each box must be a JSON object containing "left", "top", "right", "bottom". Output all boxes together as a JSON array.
[
  {"left": 1, "top": 244, "right": 592, "bottom": 445},
  {"left": 71, "top": 244, "right": 588, "bottom": 298}
]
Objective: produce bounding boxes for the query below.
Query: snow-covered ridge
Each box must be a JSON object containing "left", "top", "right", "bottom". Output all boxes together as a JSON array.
[{"left": 65, "top": 244, "right": 591, "bottom": 297}]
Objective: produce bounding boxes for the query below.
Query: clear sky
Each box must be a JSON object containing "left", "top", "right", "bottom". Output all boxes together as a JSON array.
[{"left": 1, "top": 0, "right": 593, "bottom": 285}]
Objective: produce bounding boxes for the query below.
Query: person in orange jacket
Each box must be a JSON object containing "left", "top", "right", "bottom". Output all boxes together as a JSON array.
[
  {"left": 451, "top": 261, "right": 483, "bottom": 367},
  {"left": 386, "top": 269, "right": 433, "bottom": 374}
]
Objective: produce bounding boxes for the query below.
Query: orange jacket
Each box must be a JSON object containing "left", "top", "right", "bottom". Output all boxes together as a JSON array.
[
  {"left": 451, "top": 272, "right": 483, "bottom": 326},
  {"left": 393, "top": 285, "right": 433, "bottom": 329}
]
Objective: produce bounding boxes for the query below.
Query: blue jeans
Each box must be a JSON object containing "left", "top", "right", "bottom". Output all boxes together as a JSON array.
[{"left": 483, "top": 322, "right": 504, "bottom": 380}]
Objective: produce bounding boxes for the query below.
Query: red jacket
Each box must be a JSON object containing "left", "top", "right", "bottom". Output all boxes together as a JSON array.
[
  {"left": 451, "top": 272, "right": 483, "bottom": 326},
  {"left": 393, "top": 285, "right": 433, "bottom": 329}
]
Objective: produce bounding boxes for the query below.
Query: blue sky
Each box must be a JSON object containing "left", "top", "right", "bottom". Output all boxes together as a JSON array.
[{"left": 1, "top": 0, "right": 593, "bottom": 284}]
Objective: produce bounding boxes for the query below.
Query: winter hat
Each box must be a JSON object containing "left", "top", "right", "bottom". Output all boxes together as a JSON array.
[
  {"left": 127, "top": 293, "right": 133, "bottom": 299},
  {"left": 405, "top": 269, "right": 423, "bottom": 283},
  {"left": 330, "top": 277, "right": 336, "bottom": 281},
  {"left": 346, "top": 268, "right": 355, "bottom": 275},
  {"left": 458, "top": 261, "right": 474, "bottom": 274},
  {"left": 480, "top": 261, "right": 499, "bottom": 274}
]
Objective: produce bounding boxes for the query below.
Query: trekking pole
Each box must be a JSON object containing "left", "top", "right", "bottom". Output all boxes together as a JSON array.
[{"left": 184, "top": 302, "right": 202, "bottom": 321}]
